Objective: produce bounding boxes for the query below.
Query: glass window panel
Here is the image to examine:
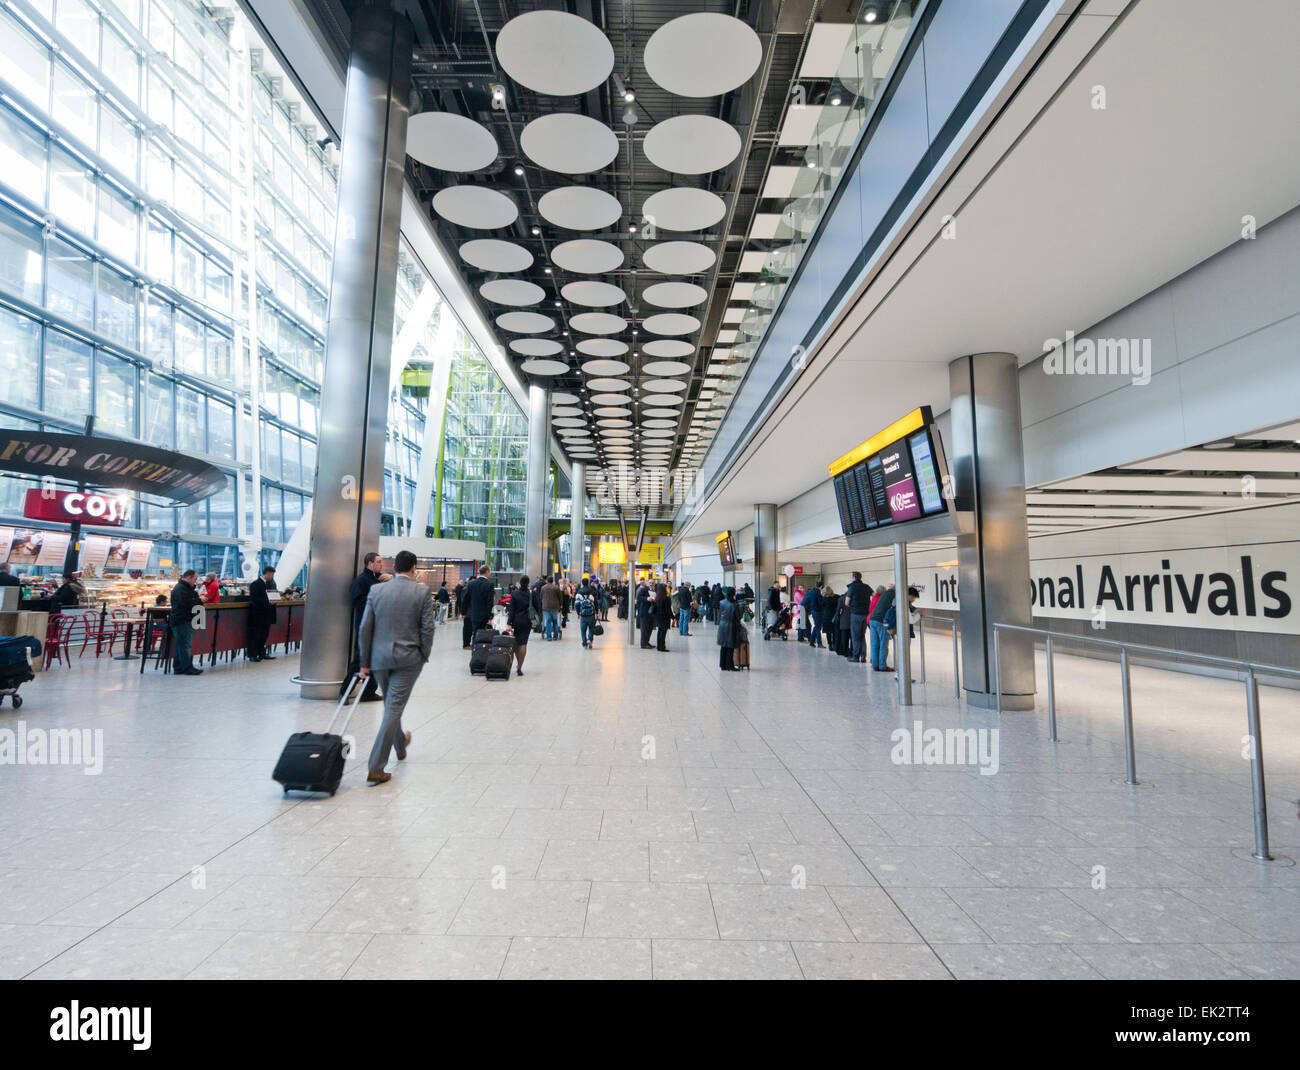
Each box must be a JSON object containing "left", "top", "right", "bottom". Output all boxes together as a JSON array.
[
  {"left": 300, "top": 437, "right": 316, "bottom": 485},
  {"left": 99, "top": 103, "right": 139, "bottom": 181},
  {"left": 145, "top": 141, "right": 171, "bottom": 201},
  {"left": 94, "top": 351, "right": 135, "bottom": 436},
  {"left": 261, "top": 484, "right": 283, "bottom": 543},
  {"left": 102, "top": 24, "right": 140, "bottom": 103},
  {"left": 96, "top": 182, "right": 138, "bottom": 260},
  {"left": 176, "top": 385, "right": 204, "bottom": 453},
  {"left": 146, "top": 294, "right": 172, "bottom": 369},
  {"left": 56, "top": 0, "right": 100, "bottom": 59},
  {"left": 43, "top": 329, "right": 92, "bottom": 420},
  {"left": 204, "top": 256, "right": 231, "bottom": 313},
  {"left": 207, "top": 397, "right": 233, "bottom": 460},
  {"left": 95, "top": 264, "right": 136, "bottom": 348},
  {"left": 0, "top": 306, "right": 41, "bottom": 410},
  {"left": 51, "top": 62, "right": 98, "bottom": 147},
  {"left": 146, "top": 68, "right": 172, "bottom": 128},
  {"left": 298, "top": 383, "right": 317, "bottom": 435},
  {"left": 146, "top": 218, "right": 172, "bottom": 283},
  {"left": 174, "top": 309, "right": 203, "bottom": 375},
  {"left": 206, "top": 330, "right": 231, "bottom": 383},
  {"left": 0, "top": 106, "right": 48, "bottom": 207},
  {"left": 175, "top": 238, "right": 201, "bottom": 299},
  {"left": 3, "top": 13, "right": 52, "bottom": 110},
  {"left": 46, "top": 237, "right": 95, "bottom": 327},
  {"left": 281, "top": 431, "right": 301, "bottom": 486},
  {"left": 144, "top": 374, "right": 172, "bottom": 446},
  {"left": 0, "top": 208, "right": 45, "bottom": 304},
  {"left": 49, "top": 148, "right": 96, "bottom": 235},
  {"left": 261, "top": 422, "right": 281, "bottom": 481},
  {"left": 173, "top": 165, "right": 201, "bottom": 221},
  {"left": 207, "top": 478, "right": 235, "bottom": 536}
]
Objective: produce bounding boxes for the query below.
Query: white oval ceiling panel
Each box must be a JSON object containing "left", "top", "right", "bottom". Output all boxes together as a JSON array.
[
  {"left": 552, "top": 417, "right": 588, "bottom": 427},
  {"left": 480, "top": 279, "right": 545, "bottom": 305},
  {"left": 643, "top": 114, "right": 742, "bottom": 175},
  {"left": 521, "top": 113, "right": 619, "bottom": 174},
  {"left": 591, "top": 392, "right": 631, "bottom": 405},
  {"left": 460, "top": 238, "right": 533, "bottom": 273},
  {"left": 570, "top": 312, "right": 627, "bottom": 335},
  {"left": 601, "top": 429, "right": 633, "bottom": 438},
  {"left": 496, "top": 311, "right": 554, "bottom": 333},
  {"left": 538, "top": 186, "right": 622, "bottom": 231},
  {"left": 599, "top": 418, "right": 632, "bottom": 428},
  {"left": 644, "top": 379, "right": 687, "bottom": 392},
  {"left": 644, "top": 13, "right": 762, "bottom": 98},
  {"left": 642, "top": 281, "right": 708, "bottom": 309},
  {"left": 642, "top": 241, "right": 715, "bottom": 275},
  {"left": 586, "top": 378, "right": 630, "bottom": 391},
  {"left": 643, "top": 407, "right": 681, "bottom": 418},
  {"left": 495, "top": 10, "right": 614, "bottom": 96},
  {"left": 642, "top": 338, "right": 695, "bottom": 358},
  {"left": 643, "top": 360, "right": 693, "bottom": 376},
  {"left": 576, "top": 338, "right": 629, "bottom": 357},
  {"left": 552, "top": 406, "right": 585, "bottom": 417},
  {"left": 520, "top": 359, "right": 570, "bottom": 376},
  {"left": 562, "top": 280, "right": 626, "bottom": 308},
  {"left": 594, "top": 406, "right": 630, "bottom": 418},
  {"left": 581, "top": 359, "right": 630, "bottom": 376},
  {"left": 641, "top": 188, "right": 726, "bottom": 233},
  {"left": 432, "top": 186, "right": 518, "bottom": 229},
  {"left": 551, "top": 239, "right": 624, "bottom": 275},
  {"left": 643, "top": 313, "right": 700, "bottom": 336},
  {"left": 552, "top": 391, "right": 579, "bottom": 405},
  {"left": 509, "top": 338, "right": 564, "bottom": 356},
  {"left": 407, "top": 112, "right": 498, "bottom": 172},
  {"left": 642, "top": 428, "right": 677, "bottom": 438},
  {"left": 645, "top": 394, "right": 683, "bottom": 406},
  {"left": 643, "top": 419, "right": 678, "bottom": 429}
]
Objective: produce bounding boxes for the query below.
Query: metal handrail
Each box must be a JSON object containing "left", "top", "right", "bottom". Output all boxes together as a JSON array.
[{"left": 991, "top": 622, "right": 1296, "bottom": 863}]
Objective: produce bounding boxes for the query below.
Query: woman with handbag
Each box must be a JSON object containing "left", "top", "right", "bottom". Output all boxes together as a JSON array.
[
  {"left": 716, "top": 586, "right": 739, "bottom": 671},
  {"left": 509, "top": 575, "right": 533, "bottom": 676},
  {"left": 653, "top": 583, "right": 672, "bottom": 651}
]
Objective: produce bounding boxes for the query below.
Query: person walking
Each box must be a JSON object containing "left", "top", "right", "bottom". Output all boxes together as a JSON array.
[
  {"left": 508, "top": 575, "right": 533, "bottom": 675},
  {"left": 358, "top": 549, "right": 436, "bottom": 785},
  {"left": 435, "top": 580, "right": 450, "bottom": 623},
  {"left": 541, "top": 576, "right": 562, "bottom": 640},
  {"left": 676, "top": 580, "right": 694, "bottom": 636},
  {"left": 169, "top": 569, "right": 204, "bottom": 676},
  {"left": 869, "top": 584, "right": 896, "bottom": 671},
  {"left": 846, "top": 571, "right": 872, "bottom": 664},
  {"left": 246, "top": 565, "right": 277, "bottom": 662},
  {"left": 452, "top": 579, "right": 465, "bottom": 620},
  {"left": 716, "top": 586, "right": 740, "bottom": 671},
  {"left": 574, "top": 579, "right": 597, "bottom": 648},
  {"left": 653, "top": 582, "right": 672, "bottom": 651},
  {"left": 637, "top": 580, "right": 653, "bottom": 649},
  {"left": 708, "top": 582, "right": 722, "bottom": 623},
  {"left": 803, "top": 583, "right": 823, "bottom": 648},
  {"left": 463, "top": 564, "right": 495, "bottom": 648}
]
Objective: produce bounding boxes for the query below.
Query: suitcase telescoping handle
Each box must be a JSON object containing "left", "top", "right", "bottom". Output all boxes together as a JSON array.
[{"left": 325, "top": 674, "right": 368, "bottom": 737}]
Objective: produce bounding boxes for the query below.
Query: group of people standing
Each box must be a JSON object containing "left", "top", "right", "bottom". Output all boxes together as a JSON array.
[{"left": 788, "top": 573, "right": 918, "bottom": 671}]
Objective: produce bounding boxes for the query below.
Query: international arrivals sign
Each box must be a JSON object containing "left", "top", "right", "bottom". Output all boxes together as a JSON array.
[
  {"left": 0, "top": 430, "right": 225, "bottom": 504},
  {"left": 919, "top": 544, "right": 1299, "bottom": 635}
]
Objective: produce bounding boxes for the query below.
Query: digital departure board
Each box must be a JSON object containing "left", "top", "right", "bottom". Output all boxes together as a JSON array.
[
  {"left": 716, "top": 530, "right": 738, "bottom": 567},
  {"left": 827, "top": 407, "right": 951, "bottom": 538}
]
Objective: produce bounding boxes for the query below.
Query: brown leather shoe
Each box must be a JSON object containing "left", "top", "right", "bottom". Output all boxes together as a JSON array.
[
  {"left": 366, "top": 771, "right": 391, "bottom": 785},
  {"left": 396, "top": 731, "right": 412, "bottom": 760}
]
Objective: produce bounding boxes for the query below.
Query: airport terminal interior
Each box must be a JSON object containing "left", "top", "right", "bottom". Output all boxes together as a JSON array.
[{"left": 0, "top": 0, "right": 1298, "bottom": 982}]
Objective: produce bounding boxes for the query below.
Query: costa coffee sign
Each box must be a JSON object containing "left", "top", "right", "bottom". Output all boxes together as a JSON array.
[
  {"left": 23, "top": 489, "right": 131, "bottom": 526},
  {"left": 0, "top": 430, "right": 225, "bottom": 504}
]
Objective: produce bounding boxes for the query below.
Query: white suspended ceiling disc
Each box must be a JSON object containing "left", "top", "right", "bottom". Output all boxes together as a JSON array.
[
  {"left": 642, "top": 241, "right": 715, "bottom": 275},
  {"left": 643, "top": 419, "right": 679, "bottom": 429},
  {"left": 642, "top": 338, "right": 695, "bottom": 358},
  {"left": 432, "top": 186, "right": 518, "bottom": 229},
  {"left": 550, "top": 239, "right": 624, "bottom": 274},
  {"left": 553, "top": 417, "right": 588, "bottom": 427},
  {"left": 586, "top": 377, "right": 630, "bottom": 391},
  {"left": 539, "top": 186, "right": 622, "bottom": 231},
  {"left": 601, "top": 429, "right": 632, "bottom": 438},
  {"left": 643, "top": 407, "right": 681, "bottom": 418},
  {"left": 551, "top": 391, "right": 579, "bottom": 405},
  {"left": 643, "top": 313, "right": 700, "bottom": 336},
  {"left": 552, "top": 406, "right": 584, "bottom": 417},
  {"left": 644, "top": 13, "right": 762, "bottom": 98},
  {"left": 591, "top": 392, "right": 631, "bottom": 405},
  {"left": 522, "top": 113, "right": 619, "bottom": 175},
  {"left": 562, "top": 280, "right": 626, "bottom": 307},
  {"left": 641, "top": 188, "right": 726, "bottom": 233},
  {"left": 496, "top": 310, "right": 554, "bottom": 334},
  {"left": 407, "top": 112, "right": 498, "bottom": 172},
  {"left": 495, "top": 10, "right": 615, "bottom": 97},
  {"left": 643, "top": 359, "right": 692, "bottom": 376},
  {"left": 642, "top": 428, "right": 677, "bottom": 438},
  {"left": 642, "top": 281, "right": 708, "bottom": 309},
  {"left": 510, "top": 338, "right": 564, "bottom": 356},
  {"left": 645, "top": 392, "right": 683, "bottom": 405},
  {"left": 582, "top": 359, "right": 630, "bottom": 376},
  {"left": 594, "top": 406, "right": 630, "bottom": 418},
  {"left": 520, "top": 359, "right": 570, "bottom": 376},
  {"left": 599, "top": 418, "right": 632, "bottom": 428},
  {"left": 460, "top": 238, "right": 532, "bottom": 273},
  {"left": 480, "top": 279, "right": 545, "bottom": 305},
  {"left": 576, "top": 338, "right": 629, "bottom": 357},
  {"left": 570, "top": 312, "right": 627, "bottom": 335},
  {"left": 644, "top": 379, "right": 687, "bottom": 393},
  {"left": 644, "top": 114, "right": 742, "bottom": 175}
]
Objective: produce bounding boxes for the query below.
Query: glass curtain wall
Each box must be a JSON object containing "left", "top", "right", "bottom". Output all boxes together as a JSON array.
[{"left": 0, "top": 0, "right": 529, "bottom": 580}]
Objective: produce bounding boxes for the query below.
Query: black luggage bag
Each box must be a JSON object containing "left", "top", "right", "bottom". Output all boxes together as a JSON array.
[
  {"left": 469, "top": 627, "right": 496, "bottom": 675},
  {"left": 485, "top": 634, "right": 515, "bottom": 680},
  {"left": 272, "top": 674, "right": 366, "bottom": 796}
]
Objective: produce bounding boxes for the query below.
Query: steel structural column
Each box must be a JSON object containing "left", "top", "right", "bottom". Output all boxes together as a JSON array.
[
  {"left": 569, "top": 461, "right": 586, "bottom": 580},
  {"left": 523, "top": 384, "right": 550, "bottom": 582},
  {"left": 949, "top": 352, "right": 1036, "bottom": 710},
  {"left": 296, "top": 9, "right": 412, "bottom": 699},
  {"left": 753, "top": 503, "right": 778, "bottom": 632}
]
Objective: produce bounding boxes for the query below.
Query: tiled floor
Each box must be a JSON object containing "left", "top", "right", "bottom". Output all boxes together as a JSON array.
[{"left": 3, "top": 616, "right": 1300, "bottom": 979}]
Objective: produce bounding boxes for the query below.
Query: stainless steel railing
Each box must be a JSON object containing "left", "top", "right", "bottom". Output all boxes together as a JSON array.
[{"left": 991, "top": 622, "right": 1300, "bottom": 863}]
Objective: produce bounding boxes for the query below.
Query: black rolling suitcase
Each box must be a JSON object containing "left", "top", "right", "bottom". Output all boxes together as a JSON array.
[
  {"left": 469, "top": 627, "right": 496, "bottom": 675},
  {"left": 272, "top": 675, "right": 366, "bottom": 796},
  {"left": 485, "top": 634, "right": 515, "bottom": 680}
]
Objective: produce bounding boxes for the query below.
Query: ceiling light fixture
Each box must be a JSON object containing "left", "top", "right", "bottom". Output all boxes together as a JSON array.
[
  {"left": 830, "top": 95, "right": 842, "bottom": 106},
  {"left": 531, "top": 226, "right": 540, "bottom": 235},
  {"left": 513, "top": 164, "right": 525, "bottom": 176}
]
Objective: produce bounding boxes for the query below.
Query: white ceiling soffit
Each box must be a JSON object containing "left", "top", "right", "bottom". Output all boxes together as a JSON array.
[
  {"left": 1118, "top": 449, "right": 1300, "bottom": 472},
  {"left": 674, "top": 0, "right": 1300, "bottom": 543}
]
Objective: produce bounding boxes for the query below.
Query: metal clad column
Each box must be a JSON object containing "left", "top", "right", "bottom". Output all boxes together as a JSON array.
[
  {"left": 949, "top": 353, "right": 1035, "bottom": 710},
  {"left": 296, "top": 9, "right": 412, "bottom": 699},
  {"left": 893, "top": 542, "right": 912, "bottom": 706},
  {"left": 753, "top": 503, "right": 777, "bottom": 617},
  {"left": 569, "top": 461, "right": 586, "bottom": 579},
  {"left": 523, "top": 384, "right": 550, "bottom": 581}
]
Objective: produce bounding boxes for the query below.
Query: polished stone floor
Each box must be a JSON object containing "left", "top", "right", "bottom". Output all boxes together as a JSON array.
[{"left": 3, "top": 614, "right": 1300, "bottom": 980}]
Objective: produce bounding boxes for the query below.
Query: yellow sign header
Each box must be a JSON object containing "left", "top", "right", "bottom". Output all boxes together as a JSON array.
[
  {"left": 716, "top": 530, "right": 732, "bottom": 544},
  {"left": 827, "top": 407, "right": 926, "bottom": 477},
  {"left": 637, "top": 543, "right": 664, "bottom": 564},
  {"left": 597, "top": 541, "right": 626, "bottom": 564}
]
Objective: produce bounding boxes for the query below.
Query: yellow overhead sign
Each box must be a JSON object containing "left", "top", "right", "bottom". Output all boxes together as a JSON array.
[
  {"left": 716, "top": 530, "right": 732, "bottom": 544},
  {"left": 597, "top": 541, "right": 626, "bottom": 564},
  {"left": 637, "top": 543, "right": 664, "bottom": 564},
  {"left": 827, "top": 407, "right": 926, "bottom": 477}
]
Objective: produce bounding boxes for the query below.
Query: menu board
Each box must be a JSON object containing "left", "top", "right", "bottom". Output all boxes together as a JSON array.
[
  {"left": 36, "top": 532, "right": 71, "bottom": 566},
  {"left": 125, "top": 539, "right": 152, "bottom": 571},
  {"left": 7, "top": 529, "right": 45, "bottom": 566},
  {"left": 81, "top": 535, "right": 112, "bottom": 574},
  {"left": 0, "top": 527, "right": 13, "bottom": 562}
]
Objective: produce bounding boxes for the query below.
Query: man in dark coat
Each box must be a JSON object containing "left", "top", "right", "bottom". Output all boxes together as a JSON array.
[
  {"left": 169, "top": 569, "right": 204, "bottom": 675},
  {"left": 343, "top": 552, "right": 388, "bottom": 697},
  {"left": 463, "top": 564, "right": 496, "bottom": 647},
  {"left": 246, "top": 565, "right": 277, "bottom": 662}
]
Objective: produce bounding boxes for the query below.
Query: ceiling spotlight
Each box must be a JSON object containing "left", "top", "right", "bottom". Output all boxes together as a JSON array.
[
  {"left": 629, "top": 225, "right": 636, "bottom": 233},
  {"left": 624, "top": 89, "right": 635, "bottom": 103},
  {"left": 544, "top": 267, "right": 552, "bottom": 274},
  {"left": 554, "top": 300, "right": 561, "bottom": 307},
  {"left": 622, "top": 104, "right": 639, "bottom": 126},
  {"left": 830, "top": 95, "right": 842, "bottom": 106},
  {"left": 531, "top": 226, "right": 540, "bottom": 235},
  {"left": 513, "top": 164, "right": 525, "bottom": 176},
  {"left": 864, "top": 9, "right": 878, "bottom": 22}
]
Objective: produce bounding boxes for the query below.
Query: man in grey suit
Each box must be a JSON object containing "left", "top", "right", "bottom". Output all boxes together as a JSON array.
[{"left": 357, "top": 549, "right": 436, "bottom": 785}]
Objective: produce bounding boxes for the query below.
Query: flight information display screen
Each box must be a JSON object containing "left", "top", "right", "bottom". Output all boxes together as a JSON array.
[
  {"left": 828, "top": 409, "right": 950, "bottom": 537},
  {"left": 717, "top": 532, "right": 737, "bottom": 567}
]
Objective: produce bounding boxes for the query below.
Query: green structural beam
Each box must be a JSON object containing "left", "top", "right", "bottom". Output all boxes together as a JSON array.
[{"left": 548, "top": 518, "right": 675, "bottom": 541}]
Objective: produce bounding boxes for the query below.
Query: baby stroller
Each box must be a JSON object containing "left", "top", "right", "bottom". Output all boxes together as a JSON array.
[
  {"left": 0, "top": 636, "right": 41, "bottom": 709},
  {"left": 763, "top": 605, "right": 792, "bottom": 641}
]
